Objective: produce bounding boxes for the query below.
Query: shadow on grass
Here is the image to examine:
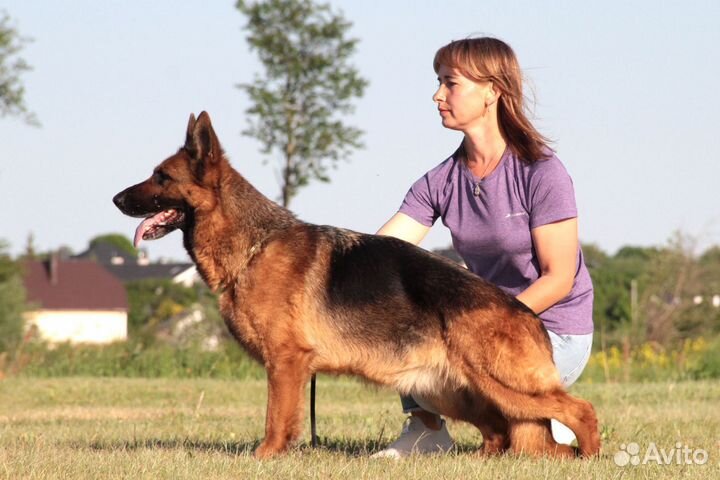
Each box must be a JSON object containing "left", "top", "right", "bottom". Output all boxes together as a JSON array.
[
  {"left": 313, "top": 437, "right": 479, "bottom": 457},
  {"left": 72, "top": 437, "right": 481, "bottom": 457},
  {"left": 78, "top": 438, "right": 259, "bottom": 456}
]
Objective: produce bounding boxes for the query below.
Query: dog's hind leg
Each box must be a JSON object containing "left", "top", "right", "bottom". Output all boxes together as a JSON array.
[
  {"left": 255, "top": 354, "right": 312, "bottom": 459},
  {"left": 455, "top": 392, "right": 510, "bottom": 456},
  {"left": 509, "top": 419, "right": 576, "bottom": 458},
  {"left": 472, "top": 403, "right": 510, "bottom": 456},
  {"left": 415, "top": 389, "right": 509, "bottom": 455}
]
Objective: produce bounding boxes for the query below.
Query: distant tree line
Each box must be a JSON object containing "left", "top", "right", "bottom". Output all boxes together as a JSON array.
[{"left": 583, "top": 233, "right": 720, "bottom": 348}]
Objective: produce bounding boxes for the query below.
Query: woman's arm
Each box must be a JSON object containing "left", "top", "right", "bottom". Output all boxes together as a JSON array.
[
  {"left": 376, "top": 212, "right": 431, "bottom": 246},
  {"left": 516, "top": 218, "right": 578, "bottom": 314}
]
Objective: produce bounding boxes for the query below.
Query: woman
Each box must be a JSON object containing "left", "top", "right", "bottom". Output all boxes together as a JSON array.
[{"left": 372, "top": 37, "right": 594, "bottom": 458}]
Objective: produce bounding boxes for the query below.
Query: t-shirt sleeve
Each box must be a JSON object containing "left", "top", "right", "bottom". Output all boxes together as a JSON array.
[
  {"left": 398, "top": 173, "right": 439, "bottom": 227},
  {"left": 528, "top": 158, "right": 578, "bottom": 229}
]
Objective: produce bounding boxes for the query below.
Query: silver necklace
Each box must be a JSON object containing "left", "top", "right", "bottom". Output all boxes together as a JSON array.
[{"left": 470, "top": 147, "right": 505, "bottom": 197}]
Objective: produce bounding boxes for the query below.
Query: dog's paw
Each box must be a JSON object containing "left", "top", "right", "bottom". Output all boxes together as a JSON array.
[{"left": 254, "top": 441, "right": 283, "bottom": 460}]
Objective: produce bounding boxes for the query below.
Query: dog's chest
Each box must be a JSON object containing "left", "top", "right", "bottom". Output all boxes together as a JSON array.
[{"left": 218, "top": 290, "right": 265, "bottom": 361}]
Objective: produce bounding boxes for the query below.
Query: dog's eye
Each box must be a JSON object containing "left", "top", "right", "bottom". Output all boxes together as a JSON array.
[{"left": 153, "top": 171, "right": 172, "bottom": 185}]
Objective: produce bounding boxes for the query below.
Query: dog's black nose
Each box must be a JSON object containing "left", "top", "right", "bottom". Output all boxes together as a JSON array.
[{"left": 113, "top": 191, "right": 125, "bottom": 209}]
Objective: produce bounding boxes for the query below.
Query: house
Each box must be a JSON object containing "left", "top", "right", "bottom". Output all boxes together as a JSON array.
[
  {"left": 75, "top": 242, "right": 200, "bottom": 286},
  {"left": 23, "top": 256, "right": 128, "bottom": 344}
]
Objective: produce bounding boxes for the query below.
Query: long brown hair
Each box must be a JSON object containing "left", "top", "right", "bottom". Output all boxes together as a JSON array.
[{"left": 433, "top": 37, "right": 551, "bottom": 163}]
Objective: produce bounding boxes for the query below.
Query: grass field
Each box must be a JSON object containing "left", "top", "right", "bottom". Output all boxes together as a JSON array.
[{"left": 1, "top": 377, "right": 718, "bottom": 479}]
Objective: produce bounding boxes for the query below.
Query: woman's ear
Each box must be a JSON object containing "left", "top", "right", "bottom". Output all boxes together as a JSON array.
[{"left": 486, "top": 82, "right": 500, "bottom": 107}]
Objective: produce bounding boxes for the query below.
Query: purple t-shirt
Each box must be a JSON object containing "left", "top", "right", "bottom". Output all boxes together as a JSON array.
[{"left": 399, "top": 147, "right": 594, "bottom": 335}]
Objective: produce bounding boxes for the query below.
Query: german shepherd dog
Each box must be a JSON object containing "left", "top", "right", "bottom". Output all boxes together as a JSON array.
[{"left": 113, "top": 112, "right": 600, "bottom": 459}]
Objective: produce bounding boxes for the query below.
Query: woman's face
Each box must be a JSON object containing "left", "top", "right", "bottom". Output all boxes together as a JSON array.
[{"left": 433, "top": 64, "right": 496, "bottom": 132}]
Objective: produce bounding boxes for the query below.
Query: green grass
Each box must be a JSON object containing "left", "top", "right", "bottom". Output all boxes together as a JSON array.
[{"left": 1, "top": 377, "right": 718, "bottom": 479}]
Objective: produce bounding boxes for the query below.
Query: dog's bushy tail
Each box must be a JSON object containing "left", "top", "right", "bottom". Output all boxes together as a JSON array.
[{"left": 472, "top": 371, "right": 600, "bottom": 457}]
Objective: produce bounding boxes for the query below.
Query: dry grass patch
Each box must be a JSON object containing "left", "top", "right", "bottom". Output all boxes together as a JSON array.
[{"left": 0, "top": 378, "right": 718, "bottom": 479}]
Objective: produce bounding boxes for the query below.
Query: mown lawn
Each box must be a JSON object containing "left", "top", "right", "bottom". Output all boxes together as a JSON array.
[{"left": 0, "top": 377, "right": 718, "bottom": 479}]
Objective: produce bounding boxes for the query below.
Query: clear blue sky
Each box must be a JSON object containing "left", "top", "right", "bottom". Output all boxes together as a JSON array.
[{"left": 1, "top": 0, "right": 718, "bottom": 262}]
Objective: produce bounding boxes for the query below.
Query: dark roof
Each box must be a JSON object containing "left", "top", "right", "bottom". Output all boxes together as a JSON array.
[
  {"left": 23, "top": 259, "right": 128, "bottom": 310},
  {"left": 102, "top": 263, "right": 195, "bottom": 283}
]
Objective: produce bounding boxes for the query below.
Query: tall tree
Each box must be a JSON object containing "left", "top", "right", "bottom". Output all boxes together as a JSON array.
[
  {"left": 236, "top": 0, "right": 367, "bottom": 207},
  {"left": 0, "top": 10, "right": 37, "bottom": 125}
]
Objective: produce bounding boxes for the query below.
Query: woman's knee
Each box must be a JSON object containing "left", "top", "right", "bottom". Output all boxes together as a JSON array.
[{"left": 547, "top": 331, "right": 593, "bottom": 387}]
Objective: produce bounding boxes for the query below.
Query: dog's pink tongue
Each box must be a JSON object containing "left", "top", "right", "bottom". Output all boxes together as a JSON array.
[{"left": 133, "top": 215, "right": 158, "bottom": 248}]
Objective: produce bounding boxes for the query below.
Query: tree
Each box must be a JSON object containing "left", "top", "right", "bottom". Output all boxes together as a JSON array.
[
  {"left": 580, "top": 243, "right": 608, "bottom": 269},
  {"left": 236, "top": 0, "right": 368, "bottom": 207},
  {"left": 89, "top": 233, "right": 138, "bottom": 259},
  {"left": 125, "top": 279, "right": 200, "bottom": 335},
  {"left": 0, "top": 241, "right": 26, "bottom": 353},
  {"left": 0, "top": 10, "right": 37, "bottom": 125},
  {"left": 695, "top": 246, "right": 720, "bottom": 336},
  {"left": 635, "top": 233, "right": 709, "bottom": 344}
]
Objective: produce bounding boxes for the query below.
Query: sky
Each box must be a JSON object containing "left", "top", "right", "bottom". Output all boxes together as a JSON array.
[{"left": 1, "top": 0, "right": 719, "bottom": 262}]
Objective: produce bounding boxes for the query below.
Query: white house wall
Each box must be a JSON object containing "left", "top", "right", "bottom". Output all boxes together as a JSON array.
[
  {"left": 25, "top": 310, "right": 127, "bottom": 344},
  {"left": 173, "top": 266, "right": 201, "bottom": 287}
]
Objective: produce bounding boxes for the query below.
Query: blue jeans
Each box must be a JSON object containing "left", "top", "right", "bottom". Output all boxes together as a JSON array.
[{"left": 400, "top": 331, "right": 594, "bottom": 413}]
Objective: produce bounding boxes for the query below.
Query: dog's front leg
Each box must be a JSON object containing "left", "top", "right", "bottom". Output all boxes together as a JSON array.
[{"left": 255, "top": 355, "right": 311, "bottom": 459}]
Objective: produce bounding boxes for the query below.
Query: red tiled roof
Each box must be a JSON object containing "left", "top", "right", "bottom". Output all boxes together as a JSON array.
[{"left": 23, "top": 260, "right": 128, "bottom": 310}]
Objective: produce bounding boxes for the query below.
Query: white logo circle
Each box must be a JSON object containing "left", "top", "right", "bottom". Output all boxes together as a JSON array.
[
  {"left": 627, "top": 443, "right": 641, "bottom": 465},
  {"left": 614, "top": 450, "right": 631, "bottom": 467},
  {"left": 615, "top": 442, "right": 641, "bottom": 467}
]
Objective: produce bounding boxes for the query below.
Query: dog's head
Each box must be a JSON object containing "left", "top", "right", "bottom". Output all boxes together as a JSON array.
[{"left": 112, "top": 111, "right": 224, "bottom": 247}]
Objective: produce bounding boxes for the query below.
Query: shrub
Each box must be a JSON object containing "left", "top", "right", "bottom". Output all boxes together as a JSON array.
[{"left": 11, "top": 339, "right": 265, "bottom": 379}]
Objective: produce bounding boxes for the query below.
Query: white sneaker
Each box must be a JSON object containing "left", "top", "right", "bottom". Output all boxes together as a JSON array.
[
  {"left": 372, "top": 416, "right": 454, "bottom": 458},
  {"left": 550, "top": 419, "right": 577, "bottom": 445}
]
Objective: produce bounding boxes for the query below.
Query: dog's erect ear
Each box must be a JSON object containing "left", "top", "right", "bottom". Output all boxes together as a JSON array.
[
  {"left": 185, "top": 111, "right": 222, "bottom": 178},
  {"left": 185, "top": 113, "right": 197, "bottom": 149}
]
